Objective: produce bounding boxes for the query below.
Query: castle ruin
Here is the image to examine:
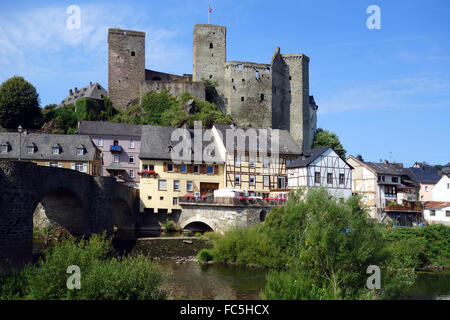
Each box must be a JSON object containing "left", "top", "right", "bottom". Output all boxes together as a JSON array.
[{"left": 108, "top": 24, "right": 318, "bottom": 151}]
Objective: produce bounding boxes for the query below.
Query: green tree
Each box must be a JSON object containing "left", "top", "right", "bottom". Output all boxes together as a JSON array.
[
  {"left": 312, "top": 128, "right": 346, "bottom": 159},
  {"left": 0, "top": 76, "right": 43, "bottom": 129}
]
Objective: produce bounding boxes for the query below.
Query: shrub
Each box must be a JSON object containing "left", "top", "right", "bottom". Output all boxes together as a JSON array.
[{"left": 197, "top": 249, "right": 214, "bottom": 262}]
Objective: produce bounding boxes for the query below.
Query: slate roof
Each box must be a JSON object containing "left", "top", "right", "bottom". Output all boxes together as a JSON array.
[
  {"left": 286, "top": 147, "right": 330, "bottom": 168},
  {"left": 59, "top": 82, "right": 107, "bottom": 108},
  {"left": 139, "top": 125, "right": 223, "bottom": 163},
  {"left": 0, "top": 132, "right": 98, "bottom": 162},
  {"left": 213, "top": 124, "right": 301, "bottom": 155},
  {"left": 365, "top": 162, "right": 405, "bottom": 176},
  {"left": 407, "top": 167, "right": 441, "bottom": 185},
  {"left": 77, "top": 121, "right": 142, "bottom": 137}
]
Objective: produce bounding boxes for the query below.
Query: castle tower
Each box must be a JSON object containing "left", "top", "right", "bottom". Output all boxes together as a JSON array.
[
  {"left": 193, "top": 24, "right": 226, "bottom": 111},
  {"left": 108, "top": 29, "right": 146, "bottom": 110}
]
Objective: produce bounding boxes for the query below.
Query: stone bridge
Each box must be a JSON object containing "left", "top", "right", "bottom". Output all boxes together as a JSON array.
[{"left": 0, "top": 160, "right": 139, "bottom": 273}]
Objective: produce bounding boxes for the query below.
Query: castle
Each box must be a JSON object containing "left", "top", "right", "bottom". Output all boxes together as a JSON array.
[{"left": 108, "top": 24, "right": 318, "bottom": 151}]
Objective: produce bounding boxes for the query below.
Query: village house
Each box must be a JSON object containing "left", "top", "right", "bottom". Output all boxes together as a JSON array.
[
  {"left": 58, "top": 82, "right": 107, "bottom": 108},
  {"left": 423, "top": 202, "right": 450, "bottom": 226},
  {"left": 431, "top": 175, "right": 450, "bottom": 202},
  {"left": 0, "top": 131, "right": 101, "bottom": 175},
  {"left": 77, "top": 121, "right": 141, "bottom": 188},
  {"left": 212, "top": 124, "right": 302, "bottom": 199},
  {"left": 346, "top": 156, "right": 421, "bottom": 225},
  {"left": 286, "top": 147, "right": 353, "bottom": 200},
  {"left": 139, "top": 125, "right": 225, "bottom": 214},
  {"left": 406, "top": 165, "right": 441, "bottom": 201}
]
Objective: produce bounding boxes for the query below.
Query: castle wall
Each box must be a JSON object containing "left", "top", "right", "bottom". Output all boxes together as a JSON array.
[
  {"left": 108, "top": 29, "right": 146, "bottom": 110},
  {"left": 224, "top": 61, "right": 272, "bottom": 128},
  {"left": 271, "top": 47, "right": 290, "bottom": 131},
  {"left": 141, "top": 80, "right": 206, "bottom": 101}
]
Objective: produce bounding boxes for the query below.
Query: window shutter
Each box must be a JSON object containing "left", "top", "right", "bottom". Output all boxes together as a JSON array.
[
  {"left": 58, "top": 162, "right": 62, "bottom": 168},
  {"left": 175, "top": 165, "right": 180, "bottom": 173},
  {"left": 201, "top": 165, "right": 207, "bottom": 174},
  {"left": 214, "top": 165, "right": 218, "bottom": 174},
  {"left": 71, "top": 163, "right": 75, "bottom": 170},
  {"left": 188, "top": 165, "right": 193, "bottom": 173},
  {"left": 163, "top": 162, "right": 167, "bottom": 172},
  {"left": 83, "top": 164, "right": 88, "bottom": 173}
]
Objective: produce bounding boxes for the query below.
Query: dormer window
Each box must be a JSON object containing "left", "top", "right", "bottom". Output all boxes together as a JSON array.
[
  {"left": 52, "top": 145, "right": 60, "bottom": 155},
  {"left": 27, "top": 146, "right": 35, "bottom": 154},
  {"left": 77, "top": 145, "right": 85, "bottom": 155},
  {"left": 0, "top": 144, "right": 8, "bottom": 153}
]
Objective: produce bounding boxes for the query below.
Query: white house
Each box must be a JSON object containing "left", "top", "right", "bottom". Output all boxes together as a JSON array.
[
  {"left": 287, "top": 147, "right": 353, "bottom": 200},
  {"left": 423, "top": 202, "right": 450, "bottom": 226},
  {"left": 431, "top": 175, "right": 450, "bottom": 202}
]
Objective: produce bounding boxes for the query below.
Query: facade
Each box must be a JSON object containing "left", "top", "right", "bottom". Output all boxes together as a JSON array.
[
  {"left": 139, "top": 125, "right": 224, "bottom": 214},
  {"left": 287, "top": 147, "right": 353, "bottom": 200},
  {"left": 107, "top": 28, "right": 205, "bottom": 110},
  {"left": 107, "top": 24, "right": 317, "bottom": 152},
  {"left": 0, "top": 132, "right": 101, "bottom": 175},
  {"left": 212, "top": 124, "right": 302, "bottom": 199},
  {"left": 77, "top": 121, "right": 141, "bottom": 187},
  {"left": 407, "top": 166, "right": 441, "bottom": 201},
  {"left": 423, "top": 202, "right": 450, "bottom": 226},
  {"left": 58, "top": 82, "right": 107, "bottom": 108},
  {"left": 347, "top": 156, "right": 418, "bottom": 220},
  {"left": 431, "top": 175, "right": 450, "bottom": 202}
]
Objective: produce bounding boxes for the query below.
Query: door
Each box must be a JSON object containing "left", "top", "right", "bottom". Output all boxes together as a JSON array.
[{"left": 200, "top": 182, "right": 219, "bottom": 196}]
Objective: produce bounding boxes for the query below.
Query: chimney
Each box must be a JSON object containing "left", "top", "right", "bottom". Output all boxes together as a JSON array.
[
  {"left": 356, "top": 154, "right": 364, "bottom": 162},
  {"left": 75, "top": 87, "right": 78, "bottom": 93},
  {"left": 90, "top": 81, "right": 92, "bottom": 86},
  {"left": 384, "top": 160, "right": 389, "bottom": 164},
  {"left": 69, "top": 89, "right": 73, "bottom": 96}
]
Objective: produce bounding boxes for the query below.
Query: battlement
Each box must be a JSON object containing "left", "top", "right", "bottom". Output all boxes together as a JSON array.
[
  {"left": 281, "top": 53, "right": 310, "bottom": 62},
  {"left": 225, "top": 61, "right": 271, "bottom": 71},
  {"left": 108, "top": 28, "right": 145, "bottom": 38}
]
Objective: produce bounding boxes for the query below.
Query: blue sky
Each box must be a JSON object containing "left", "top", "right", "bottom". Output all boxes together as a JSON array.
[{"left": 0, "top": 0, "right": 449, "bottom": 166}]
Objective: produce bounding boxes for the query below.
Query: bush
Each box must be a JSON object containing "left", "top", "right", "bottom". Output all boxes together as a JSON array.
[{"left": 197, "top": 249, "right": 214, "bottom": 262}]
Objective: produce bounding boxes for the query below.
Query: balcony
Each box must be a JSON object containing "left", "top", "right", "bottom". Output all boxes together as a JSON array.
[
  {"left": 110, "top": 145, "right": 123, "bottom": 152},
  {"left": 178, "top": 195, "right": 286, "bottom": 207},
  {"left": 384, "top": 201, "right": 423, "bottom": 213}
]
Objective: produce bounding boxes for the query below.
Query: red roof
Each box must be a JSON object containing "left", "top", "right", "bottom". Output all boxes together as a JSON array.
[{"left": 424, "top": 201, "right": 450, "bottom": 209}]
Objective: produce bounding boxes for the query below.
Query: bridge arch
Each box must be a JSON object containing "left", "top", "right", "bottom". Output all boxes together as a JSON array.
[{"left": 180, "top": 216, "right": 216, "bottom": 232}]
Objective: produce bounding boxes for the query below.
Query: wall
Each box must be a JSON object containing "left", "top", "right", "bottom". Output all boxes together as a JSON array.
[
  {"left": 420, "top": 183, "right": 435, "bottom": 201},
  {"left": 108, "top": 29, "right": 146, "bottom": 110},
  {"left": 424, "top": 207, "right": 450, "bottom": 226},
  {"left": 432, "top": 176, "right": 450, "bottom": 201},
  {"left": 139, "top": 159, "right": 224, "bottom": 213},
  {"left": 141, "top": 80, "right": 205, "bottom": 101}
]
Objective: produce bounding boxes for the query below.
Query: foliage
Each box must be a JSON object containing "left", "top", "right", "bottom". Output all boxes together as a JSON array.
[
  {"left": 312, "top": 128, "right": 347, "bottom": 159},
  {"left": 197, "top": 249, "right": 214, "bottom": 262},
  {"left": 0, "top": 233, "right": 167, "bottom": 300},
  {"left": 211, "top": 224, "right": 285, "bottom": 268},
  {"left": 159, "top": 219, "right": 181, "bottom": 233},
  {"left": 0, "top": 76, "right": 43, "bottom": 129}
]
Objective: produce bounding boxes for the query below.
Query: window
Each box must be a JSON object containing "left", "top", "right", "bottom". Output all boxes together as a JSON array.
[
  {"left": 260, "top": 94, "right": 264, "bottom": 101},
  {"left": 50, "top": 162, "right": 59, "bottom": 168},
  {"left": 421, "top": 195, "right": 424, "bottom": 200},
  {"left": 241, "top": 97, "right": 244, "bottom": 102},
  {"left": 158, "top": 180, "right": 167, "bottom": 191},
  {"left": 114, "top": 154, "right": 119, "bottom": 163},
  {"left": 173, "top": 197, "right": 178, "bottom": 205},
  {"left": 315, "top": 172, "right": 321, "bottom": 184},
  {"left": 173, "top": 180, "right": 180, "bottom": 191},
  {"left": 180, "top": 164, "right": 187, "bottom": 173},
  {"left": 447, "top": 183, "right": 450, "bottom": 189},
  {"left": 187, "top": 181, "right": 193, "bottom": 192},
  {"left": 167, "top": 163, "right": 174, "bottom": 172},
  {"left": 392, "top": 177, "right": 399, "bottom": 183},
  {"left": 277, "top": 177, "right": 286, "bottom": 189},
  {"left": 143, "top": 164, "right": 154, "bottom": 171},
  {"left": 382, "top": 176, "right": 385, "bottom": 182},
  {"left": 209, "top": 43, "right": 213, "bottom": 49},
  {"left": 52, "top": 147, "right": 59, "bottom": 155},
  {"left": 130, "top": 140, "right": 135, "bottom": 149},
  {"left": 206, "top": 166, "right": 214, "bottom": 174},
  {"left": 249, "top": 175, "right": 255, "bottom": 186},
  {"left": 129, "top": 155, "right": 134, "bottom": 163},
  {"left": 130, "top": 170, "right": 134, "bottom": 178},
  {"left": 430, "top": 210, "right": 436, "bottom": 216},
  {"left": 98, "top": 138, "right": 103, "bottom": 147},
  {"left": 446, "top": 211, "right": 450, "bottom": 217},
  {"left": 113, "top": 140, "right": 119, "bottom": 146},
  {"left": 235, "top": 156, "right": 241, "bottom": 168},
  {"left": 235, "top": 174, "right": 241, "bottom": 186},
  {"left": 0, "top": 145, "right": 7, "bottom": 153},
  {"left": 193, "top": 165, "right": 200, "bottom": 174},
  {"left": 339, "top": 174, "right": 345, "bottom": 185},
  {"left": 160, "top": 196, "right": 164, "bottom": 201},
  {"left": 27, "top": 146, "right": 34, "bottom": 154},
  {"left": 249, "top": 158, "right": 255, "bottom": 169},
  {"left": 263, "top": 157, "right": 269, "bottom": 168},
  {"left": 286, "top": 159, "right": 292, "bottom": 167},
  {"left": 327, "top": 173, "right": 333, "bottom": 184},
  {"left": 425, "top": 186, "right": 429, "bottom": 191},
  {"left": 264, "top": 176, "right": 270, "bottom": 187},
  {"left": 75, "top": 163, "right": 83, "bottom": 172},
  {"left": 77, "top": 148, "right": 84, "bottom": 155}
]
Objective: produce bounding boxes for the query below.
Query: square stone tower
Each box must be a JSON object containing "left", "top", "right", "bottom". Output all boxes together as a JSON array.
[{"left": 108, "top": 29, "right": 146, "bottom": 110}]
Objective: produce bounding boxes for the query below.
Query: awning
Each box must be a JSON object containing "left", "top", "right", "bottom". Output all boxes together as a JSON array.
[{"left": 105, "top": 163, "right": 126, "bottom": 171}]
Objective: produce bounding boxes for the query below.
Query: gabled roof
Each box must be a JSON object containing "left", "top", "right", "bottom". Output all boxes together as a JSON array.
[
  {"left": 407, "top": 167, "right": 441, "bottom": 185},
  {"left": 139, "top": 125, "right": 223, "bottom": 163},
  {"left": 287, "top": 147, "right": 353, "bottom": 169},
  {"left": 213, "top": 124, "right": 301, "bottom": 155},
  {"left": 365, "top": 162, "right": 405, "bottom": 176},
  {"left": 77, "top": 121, "right": 142, "bottom": 137},
  {"left": 59, "top": 82, "right": 107, "bottom": 107},
  {"left": 0, "top": 133, "right": 98, "bottom": 162},
  {"left": 424, "top": 201, "right": 450, "bottom": 209}
]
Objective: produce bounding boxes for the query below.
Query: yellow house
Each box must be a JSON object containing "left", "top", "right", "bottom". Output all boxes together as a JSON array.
[
  {"left": 139, "top": 125, "right": 224, "bottom": 214},
  {"left": 212, "top": 124, "right": 302, "bottom": 198},
  {"left": 0, "top": 132, "right": 102, "bottom": 176}
]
